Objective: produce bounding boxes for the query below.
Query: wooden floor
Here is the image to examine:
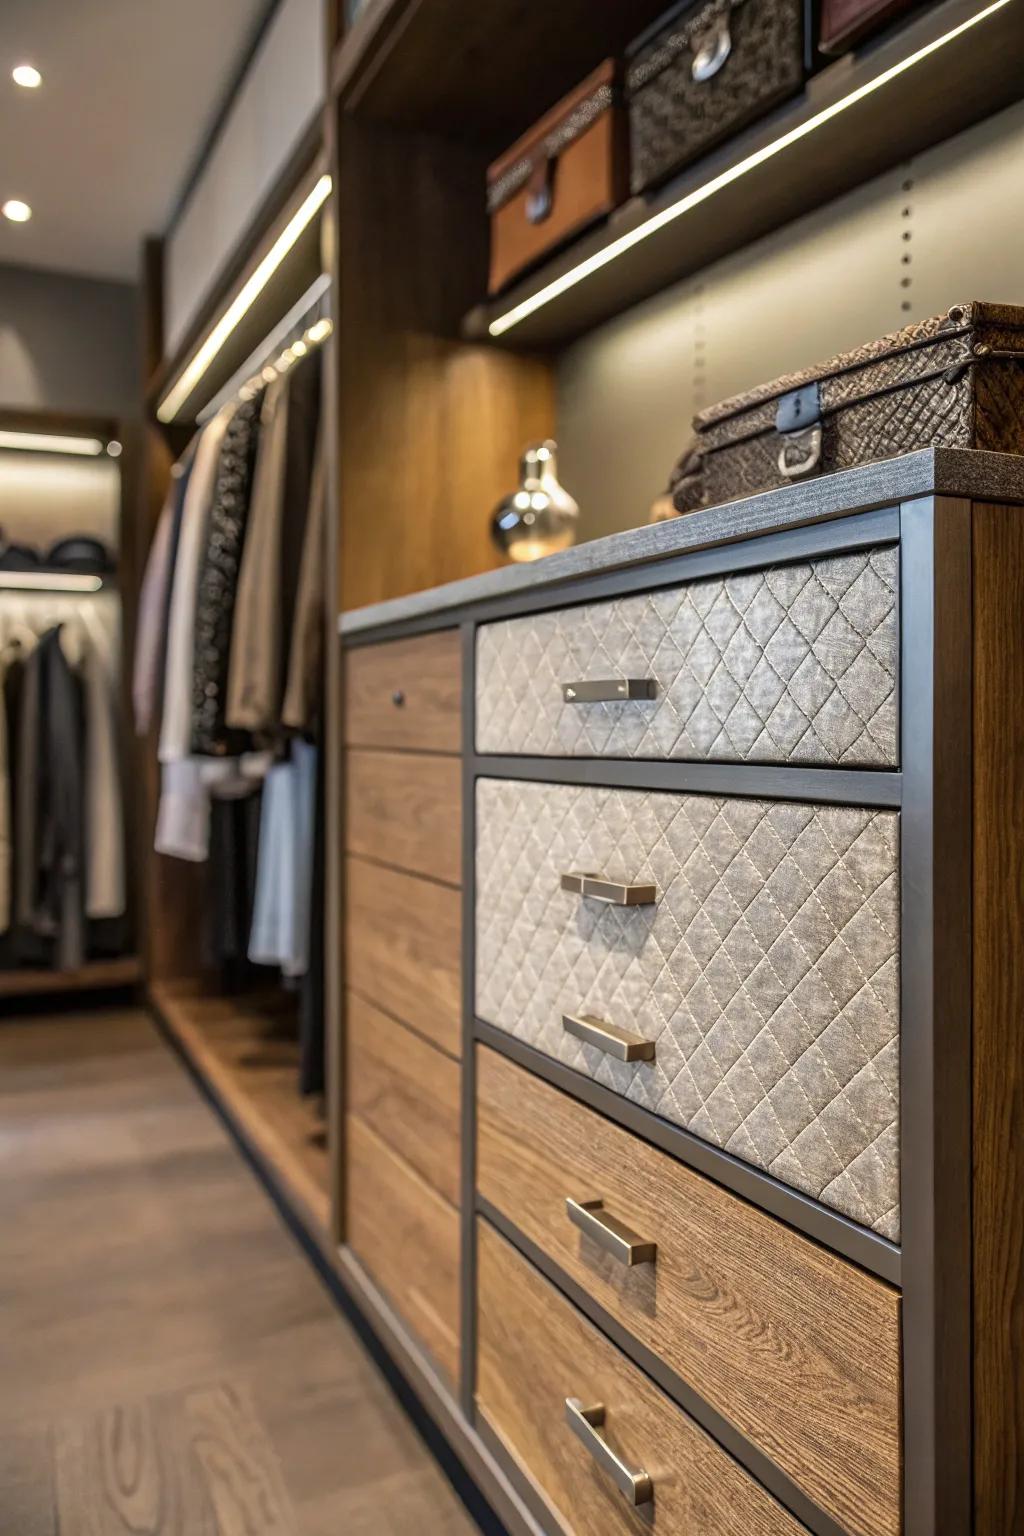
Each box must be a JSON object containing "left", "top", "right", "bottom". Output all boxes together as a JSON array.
[
  {"left": 0, "top": 1007, "right": 479, "bottom": 1536},
  {"left": 151, "top": 984, "right": 331, "bottom": 1234}
]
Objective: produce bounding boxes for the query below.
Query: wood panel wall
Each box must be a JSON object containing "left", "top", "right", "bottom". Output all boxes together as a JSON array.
[{"left": 334, "top": 118, "right": 554, "bottom": 612}]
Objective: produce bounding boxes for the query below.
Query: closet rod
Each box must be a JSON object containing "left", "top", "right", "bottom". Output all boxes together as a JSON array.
[{"left": 196, "top": 272, "right": 332, "bottom": 426}]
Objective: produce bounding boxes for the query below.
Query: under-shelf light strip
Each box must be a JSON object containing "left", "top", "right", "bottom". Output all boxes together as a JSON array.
[
  {"left": 488, "top": 0, "right": 1014, "bottom": 337},
  {"left": 0, "top": 571, "right": 104, "bottom": 593},
  {"left": 157, "top": 172, "right": 332, "bottom": 423},
  {"left": 0, "top": 429, "right": 105, "bottom": 456}
]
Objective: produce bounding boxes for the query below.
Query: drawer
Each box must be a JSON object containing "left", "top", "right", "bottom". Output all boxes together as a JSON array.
[
  {"left": 345, "top": 630, "right": 461, "bottom": 753},
  {"left": 475, "top": 777, "right": 900, "bottom": 1238},
  {"left": 477, "top": 1220, "right": 806, "bottom": 1536},
  {"left": 475, "top": 546, "right": 898, "bottom": 765},
  {"left": 346, "top": 748, "right": 461, "bottom": 885},
  {"left": 345, "top": 857, "right": 461, "bottom": 1056},
  {"left": 346, "top": 1115, "right": 459, "bottom": 1384},
  {"left": 347, "top": 993, "right": 460, "bottom": 1205},
  {"left": 477, "top": 1047, "right": 901, "bottom": 1536}
]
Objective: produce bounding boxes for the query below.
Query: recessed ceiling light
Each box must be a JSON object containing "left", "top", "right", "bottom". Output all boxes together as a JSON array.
[
  {"left": 12, "top": 64, "right": 42, "bottom": 89},
  {"left": 2, "top": 199, "right": 32, "bottom": 223}
]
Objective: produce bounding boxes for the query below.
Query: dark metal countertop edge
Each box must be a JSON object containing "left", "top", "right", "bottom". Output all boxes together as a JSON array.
[{"left": 338, "top": 447, "right": 1024, "bottom": 637}]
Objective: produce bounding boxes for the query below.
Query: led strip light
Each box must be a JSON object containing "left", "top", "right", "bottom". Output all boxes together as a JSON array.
[
  {"left": 0, "top": 572, "right": 104, "bottom": 593},
  {"left": 157, "top": 173, "right": 332, "bottom": 423},
  {"left": 0, "top": 430, "right": 105, "bottom": 456},
  {"left": 488, "top": 0, "right": 1014, "bottom": 337}
]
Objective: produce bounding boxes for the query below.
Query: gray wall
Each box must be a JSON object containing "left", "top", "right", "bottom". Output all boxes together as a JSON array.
[
  {"left": 0, "top": 261, "right": 138, "bottom": 418},
  {"left": 557, "top": 96, "right": 1024, "bottom": 543}
]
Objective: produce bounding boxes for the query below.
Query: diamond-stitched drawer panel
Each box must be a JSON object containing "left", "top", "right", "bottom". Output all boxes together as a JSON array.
[
  {"left": 475, "top": 778, "right": 901, "bottom": 1238},
  {"left": 475, "top": 547, "right": 898, "bottom": 765}
]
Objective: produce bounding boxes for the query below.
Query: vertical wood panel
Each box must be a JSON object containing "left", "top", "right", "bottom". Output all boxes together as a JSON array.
[
  {"left": 335, "top": 119, "right": 555, "bottom": 612},
  {"left": 973, "top": 502, "right": 1024, "bottom": 1534}
]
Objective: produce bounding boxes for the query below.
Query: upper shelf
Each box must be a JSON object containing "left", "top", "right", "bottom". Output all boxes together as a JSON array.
[
  {"left": 463, "top": 0, "right": 1024, "bottom": 351},
  {"left": 331, "top": 0, "right": 668, "bottom": 145}
]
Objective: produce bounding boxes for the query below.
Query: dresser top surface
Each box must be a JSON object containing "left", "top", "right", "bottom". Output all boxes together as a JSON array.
[{"left": 339, "top": 447, "right": 1024, "bottom": 638}]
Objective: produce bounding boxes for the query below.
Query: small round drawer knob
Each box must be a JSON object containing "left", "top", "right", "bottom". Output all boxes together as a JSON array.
[{"left": 391, "top": 689, "right": 405, "bottom": 707}]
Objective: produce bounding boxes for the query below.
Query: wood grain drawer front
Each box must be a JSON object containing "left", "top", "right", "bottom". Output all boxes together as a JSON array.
[
  {"left": 345, "top": 857, "right": 461, "bottom": 1056},
  {"left": 345, "top": 631, "right": 462, "bottom": 753},
  {"left": 347, "top": 994, "right": 460, "bottom": 1205},
  {"left": 477, "top": 1047, "right": 901, "bottom": 1536},
  {"left": 346, "top": 749, "right": 461, "bottom": 886},
  {"left": 477, "top": 1220, "right": 806, "bottom": 1536},
  {"left": 476, "top": 776, "right": 901, "bottom": 1240},
  {"left": 475, "top": 546, "right": 898, "bottom": 766},
  {"left": 346, "top": 1115, "right": 459, "bottom": 1386}
]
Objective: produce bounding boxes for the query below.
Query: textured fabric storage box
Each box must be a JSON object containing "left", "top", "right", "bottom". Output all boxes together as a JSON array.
[
  {"left": 487, "top": 60, "right": 627, "bottom": 295},
  {"left": 820, "top": 0, "right": 918, "bottom": 54},
  {"left": 677, "top": 301, "right": 1024, "bottom": 512},
  {"left": 626, "top": 0, "right": 805, "bottom": 195},
  {"left": 476, "top": 545, "right": 898, "bottom": 765},
  {"left": 476, "top": 778, "right": 901, "bottom": 1237}
]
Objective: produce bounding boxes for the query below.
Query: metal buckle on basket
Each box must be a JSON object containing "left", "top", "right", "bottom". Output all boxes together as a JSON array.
[
  {"left": 691, "top": 17, "right": 732, "bottom": 80},
  {"left": 775, "top": 382, "right": 823, "bottom": 480},
  {"left": 777, "top": 425, "right": 823, "bottom": 479}
]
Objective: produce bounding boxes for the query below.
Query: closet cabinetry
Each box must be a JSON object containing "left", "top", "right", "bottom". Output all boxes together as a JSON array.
[
  {"left": 337, "top": 453, "right": 1024, "bottom": 1536},
  {"left": 342, "top": 628, "right": 464, "bottom": 1387}
]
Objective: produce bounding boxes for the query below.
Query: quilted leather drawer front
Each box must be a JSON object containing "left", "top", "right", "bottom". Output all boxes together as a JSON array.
[
  {"left": 475, "top": 546, "right": 898, "bottom": 764},
  {"left": 475, "top": 778, "right": 901, "bottom": 1238}
]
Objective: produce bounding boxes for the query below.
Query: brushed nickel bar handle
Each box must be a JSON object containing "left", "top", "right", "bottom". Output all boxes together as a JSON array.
[
  {"left": 560, "top": 872, "right": 658, "bottom": 907},
  {"left": 566, "top": 1198, "right": 657, "bottom": 1266},
  {"left": 562, "top": 1012, "right": 656, "bottom": 1062},
  {"left": 562, "top": 678, "right": 656, "bottom": 704},
  {"left": 564, "top": 1399, "right": 653, "bottom": 1506}
]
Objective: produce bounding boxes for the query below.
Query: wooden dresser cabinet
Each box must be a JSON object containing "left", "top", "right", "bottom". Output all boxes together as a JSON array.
[{"left": 337, "top": 451, "right": 1024, "bottom": 1536}]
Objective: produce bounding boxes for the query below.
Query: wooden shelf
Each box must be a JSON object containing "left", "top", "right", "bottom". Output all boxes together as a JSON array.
[
  {"left": 151, "top": 984, "right": 330, "bottom": 1237},
  {"left": 0, "top": 956, "right": 141, "bottom": 999},
  {"left": 330, "top": 0, "right": 667, "bottom": 144},
  {"left": 463, "top": 0, "right": 1024, "bottom": 350}
]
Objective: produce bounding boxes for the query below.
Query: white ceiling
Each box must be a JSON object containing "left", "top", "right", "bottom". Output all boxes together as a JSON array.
[{"left": 0, "top": 0, "right": 270, "bottom": 284}]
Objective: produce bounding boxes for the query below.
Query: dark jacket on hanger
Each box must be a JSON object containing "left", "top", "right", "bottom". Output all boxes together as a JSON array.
[
  {"left": 190, "top": 390, "right": 264, "bottom": 757},
  {"left": 19, "top": 628, "right": 87, "bottom": 969}
]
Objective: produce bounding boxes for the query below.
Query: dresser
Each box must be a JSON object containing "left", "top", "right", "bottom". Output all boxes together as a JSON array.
[{"left": 337, "top": 448, "right": 1024, "bottom": 1536}]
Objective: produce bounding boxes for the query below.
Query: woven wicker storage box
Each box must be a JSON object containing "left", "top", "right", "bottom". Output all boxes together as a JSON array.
[
  {"left": 626, "top": 0, "right": 805, "bottom": 195},
  {"left": 675, "top": 302, "right": 1024, "bottom": 513}
]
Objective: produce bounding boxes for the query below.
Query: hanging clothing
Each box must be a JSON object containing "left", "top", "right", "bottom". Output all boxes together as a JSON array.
[
  {"left": 158, "top": 408, "right": 232, "bottom": 765},
  {"left": 156, "top": 407, "right": 232, "bottom": 861},
  {"left": 30, "top": 627, "right": 87, "bottom": 970},
  {"left": 281, "top": 428, "right": 326, "bottom": 733},
  {"left": 133, "top": 451, "right": 192, "bottom": 736},
  {"left": 81, "top": 634, "right": 123, "bottom": 921},
  {"left": 247, "top": 740, "right": 317, "bottom": 978},
  {"left": 190, "top": 391, "right": 264, "bottom": 757},
  {"left": 0, "top": 642, "right": 16, "bottom": 934},
  {"left": 299, "top": 730, "right": 326, "bottom": 1096},
  {"left": 225, "top": 352, "right": 321, "bottom": 736},
  {"left": 224, "top": 376, "right": 290, "bottom": 733}
]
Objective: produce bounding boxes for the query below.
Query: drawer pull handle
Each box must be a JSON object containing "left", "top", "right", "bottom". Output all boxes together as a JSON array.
[
  {"left": 562, "top": 678, "right": 655, "bottom": 704},
  {"left": 562, "top": 1012, "right": 656, "bottom": 1062},
  {"left": 564, "top": 1398, "right": 653, "bottom": 1506},
  {"left": 566, "top": 1198, "right": 657, "bottom": 1266},
  {"left": 560, "top": 872, "right": 658, "bottom": 907}
]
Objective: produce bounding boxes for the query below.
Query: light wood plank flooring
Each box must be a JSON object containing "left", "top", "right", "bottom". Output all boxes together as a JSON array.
[{"left": 0, "top": 1007, "right": 479, "bottom": 1536}]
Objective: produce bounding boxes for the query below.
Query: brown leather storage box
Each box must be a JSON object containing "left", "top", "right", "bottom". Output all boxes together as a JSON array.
[
  {"left": 820, "top": 0, "right": 919, "bottom": 54},
  {"left": 486, "top": 61, "right": 627, "bottom": 296},
  {"left": 675, "top": 301, "right": 1024, "bottom": 512}
]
